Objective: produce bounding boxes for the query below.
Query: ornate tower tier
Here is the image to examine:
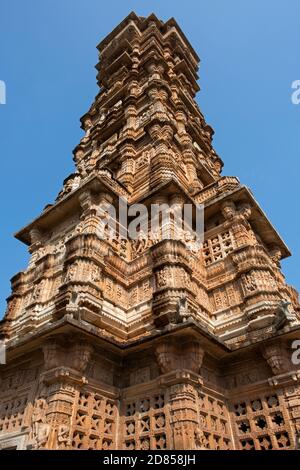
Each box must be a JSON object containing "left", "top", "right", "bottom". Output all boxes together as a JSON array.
[{"left": 1, "top": 12, "right": 300, "bottom": 450}]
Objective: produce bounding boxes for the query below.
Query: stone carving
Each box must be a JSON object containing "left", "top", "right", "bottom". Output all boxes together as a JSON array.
[
  {"left": 1, "top": 12, "right": 299, "bottom": 451},
  {"left": 194, "top": 428, "right": 209, "bottom": 449},
  {"left": 57, "top": 424, "right": 71, "bottom": 449},
  {"left": 31, "top": 396, "right": 50, "bottom": 449},
  {"left": 43, "top": 340, "right": 63, "bottom": 370},
  {"left": 155, "top": 339, "right": 204, "bottom": 375},
  {"left": 42, "top": 338, "right": 93, "bottom": 374},
  {"left": 261, "top": 341, "right": 290, "bottom": 375},
  {"left": 221, "top": 200, "right": 256, "bottom": 248},
  {"left": 269, "top": 245, "right": 282, "bottom": 267},
  {"left": 242, "top": 271, "right": 258, "bottom": 294},
  {"left": 72, "top": 342, "right": 93, "bottom": 374},
  {"left": 275, "top": 300, "right": 297, "bottom": 329}
]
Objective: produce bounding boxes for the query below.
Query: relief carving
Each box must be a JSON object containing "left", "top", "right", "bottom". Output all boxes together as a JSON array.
[
  {"left": 1, "top": 12, "right": 299, "bottom": 452},
  {"left": 155, "top": 339, "right": 204, "bottom": 375}
]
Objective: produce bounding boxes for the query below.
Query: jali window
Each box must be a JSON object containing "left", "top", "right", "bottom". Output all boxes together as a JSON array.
[
  {"left": 71, "top": 390, "right": 117, "bottom": 450},
  {"left": 233, "top": 393, "right": 293, "bottom": 450},
  {"left": 122, "top": 393, "right": 171, "bottom": 450},
  {"left": 203, "top": 231, "right": 235, "bottom": 266}
]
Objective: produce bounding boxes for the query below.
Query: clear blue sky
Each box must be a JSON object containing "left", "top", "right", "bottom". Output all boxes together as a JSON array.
[{"left": 0, "top": 0, "right": 299, "bottom": 317}]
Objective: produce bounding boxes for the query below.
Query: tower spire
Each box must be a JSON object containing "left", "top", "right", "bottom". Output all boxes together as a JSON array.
[
  {"left": 0, "top": 12, "right": 299, "bottom": 451},
  {"left": 72, "top": 12, "right": 223, "bottom": 201}
]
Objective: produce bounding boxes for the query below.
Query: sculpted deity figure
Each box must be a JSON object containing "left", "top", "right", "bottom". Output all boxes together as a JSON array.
[
  {"left": 57, "top": 424, "right": 71, "bottom": 449},
  {"left": 194, "top": 428, "right": 207, "bottom": 449},
  {"left": 221, "top": 200, "right": 236, "bottom": 221},
  {"left": 221, "top": 200, "right": 255, "bottom": 246},
  {"left": 222, "top": 200, "right": 252, "bottom": 225},
  {"left": 31, "top": 396, "right": 50, "bottom": 449}
]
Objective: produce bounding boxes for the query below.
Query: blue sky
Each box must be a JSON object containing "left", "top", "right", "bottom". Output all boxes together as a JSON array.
[{"left": 0, "top": 0, "right": 299, "bottom": 317}]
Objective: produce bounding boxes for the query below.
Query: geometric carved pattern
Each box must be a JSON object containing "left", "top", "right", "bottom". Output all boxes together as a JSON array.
[
  {"left": 122, "top": 393, "right": 170, "bottom": 450},
  {"left": 213, "top": 284, "right": 239, "bottom": 311},
  {"left": 233, "top": 393, "right": 293, "bottom": 450},
  {"left": 71, "top": 390, "right": 116, "bottom": 450},
  {"left": 197, "top": 392, "right": 232, "bottom": 449},
  {"left": 1, "top": 11, "right": 300, "bottom": 452},
  {"left": 203, "top": 230, "right": 235, "bottom": 266},
  {"left": 0, "top": 396, "right": 28, "bottom": 434}
]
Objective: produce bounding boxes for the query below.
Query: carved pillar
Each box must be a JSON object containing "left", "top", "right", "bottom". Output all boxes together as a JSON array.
[
  {"left": 78, "top": 190, "right": 98, "bottom": 234},
  {"left": 124, "top": 104, "right": 137, "bottom": 130},
  {"left": 151, "top": 194, "right": 170, "bottom": 240},
  {"left": 151, "top": 238, "right": 194, "bottom": 327},
  {"left": 261, "top": 341, "right": 290, "bottom": 376},
  {"left": 175, "top": 110, "right": 187, "bottom": 136},
  {"left": 78, "top": 190, "right": 114, "bottom": 239},
  {"left": 168, "top": 382, "right": 199, "bottom": 450},
  {"left": 183, "top": 146, "right": 203, "bottom": 193},
  {"left": 221, "top": 200, "right": 255, "bottom": 248},
  {"left": 261, "top": 340, "right": 300, "bottom": 448},
  {"left": 169, "top": 193, "right": 185, "bottom": 241},
  {"left": 97, "top": 192, "right": 115, "bottom": 239},
  {"left": 42, "top": 380, "right": 76, "bottom": 450},
  {"left": 283, "top": 384, "right": 300, "bottom": 446},
  {"left": 148, "top": 121, "right": 175, "bottom": 189},
  {"left": 36, "top": 336, "right": 93, "bottom": 449},
  {"left": 118, "top": 144, "right": 135, "bottom": 192},
  {"left": 155, "top": 338, "right": 204, "bottom": 449},
  {"left": 28, "top": 228, "right": 43, "bottom": 268}
]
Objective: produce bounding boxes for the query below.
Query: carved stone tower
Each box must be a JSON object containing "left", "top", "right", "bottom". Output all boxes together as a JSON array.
[{"left": 1, "top": 12, "right": 300, "bottom": 450}]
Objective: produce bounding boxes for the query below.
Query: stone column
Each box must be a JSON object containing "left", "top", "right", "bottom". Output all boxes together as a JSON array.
[
  {"left": 124, "top": 104, "right": 137, "bottom": 130},
  {"left": 42, "top": 379, "right": 76, "bottom": 450},
  {"left": 34, "top": 336, "right": 93, "bottom": 450},
  {"left": 28, "top": 228, "right": 43, "bottom": 268},
  {"left": 261, "top": 340, "right": 300, "bottom": 449},
  {"left": 183, "top": 147, "right": 203, "bottom": 193},
  {"left": 283, "top": 383, "right": 300, "bottom": 447},
  {"left": 155, "top": 337, "right": 204, "bottom": 449},
  {"left": 148, "top": 122, "right": 175, "bottom": 189},
  {"left": 169, "top": 193, "right": 185, "bottom": 241},
  {"left": 118, "top": 144, "right": 136, "bottom": 192},
  {"left": 169, "top": 382, "right": 199, "bottom": 449}
]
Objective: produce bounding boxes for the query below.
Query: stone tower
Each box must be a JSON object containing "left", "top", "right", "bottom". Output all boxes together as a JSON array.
[{"left": 1, "top": 12, "right": 300, "bottom": 451}]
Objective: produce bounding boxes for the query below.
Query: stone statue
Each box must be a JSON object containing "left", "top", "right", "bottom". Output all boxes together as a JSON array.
[
  {"left": 275, "top": 299, "right": 296, "bottom": 329},
  {"left": 31, "top": 397, "right": 50, "bottom": 449},
  {"left": 57, "top": 424, "right": 71, "bottom": 449}
]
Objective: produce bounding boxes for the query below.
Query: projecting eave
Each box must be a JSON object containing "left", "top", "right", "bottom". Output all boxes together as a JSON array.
[
  {"left": 163, "top": 17, "right": 200, "bottom": 63},
  {"left": 205, "top": 185, "right": 291, "bottom": 259},
  {"left": 97, "top": 11, "right": 140, "bottom": 51},
  {"left": 14, "top": 174, "right": 129, "bottom": 246}
]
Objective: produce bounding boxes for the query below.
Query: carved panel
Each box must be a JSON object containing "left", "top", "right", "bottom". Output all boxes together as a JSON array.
[
  {"left": 197, "top": 391, "right": 232, "bottom": 450},
  {"left": 121, "top": 392, "right": 171, "bottom": 450},
  {"left": 203, "top": 230, "right": 235, "bottom": 266},
  {"left": 71, "top": 390, "right": 117, "bottom": 450},
  {"left": 0, "top": 396, "right": 28, "bottom": 435},
  {"left": 232, "top": 393, "right": 293, "bottom": 450}
]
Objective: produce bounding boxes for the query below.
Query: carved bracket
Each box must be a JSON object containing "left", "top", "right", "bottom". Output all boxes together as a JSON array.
[{"left": 155, "top": 338, "right": 204, "bottom": 375}]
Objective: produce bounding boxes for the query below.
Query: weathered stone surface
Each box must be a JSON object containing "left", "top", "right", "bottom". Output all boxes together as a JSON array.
[{"left": 0, "top": 12, "right": 299, "bottom": 450}]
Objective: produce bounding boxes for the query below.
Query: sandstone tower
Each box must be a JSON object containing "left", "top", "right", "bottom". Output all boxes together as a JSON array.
[{"left": 1, "top": 12, "right": 300, "bottom": 450}]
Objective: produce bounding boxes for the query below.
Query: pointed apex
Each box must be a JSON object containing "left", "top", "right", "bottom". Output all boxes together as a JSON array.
[{"left": 97, "top": 12, "right": 199, "bottom": 62}]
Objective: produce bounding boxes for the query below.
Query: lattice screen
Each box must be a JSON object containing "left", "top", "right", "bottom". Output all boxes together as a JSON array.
[
  {"left": 197, "top": 391, "right": 233, "bottom": 449},
  {"left": 71, "top": 390, "right": 117, "bottom": 450},
  {"left": 232, "top": 392, "right": 293, "bottom": 450},
  {"left": 203, "top": 230, "right": 235, "bottom": 266},
  {"left": 0, "top": 395, "right": 28, "bottom": 434},
  {"left": 122, "top": 392, "right": 171, "bottom": 450}
]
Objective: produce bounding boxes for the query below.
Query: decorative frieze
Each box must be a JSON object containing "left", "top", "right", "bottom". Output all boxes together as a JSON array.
[{"left": 1, "top": 12, "right": 299, "bottom": 451}]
